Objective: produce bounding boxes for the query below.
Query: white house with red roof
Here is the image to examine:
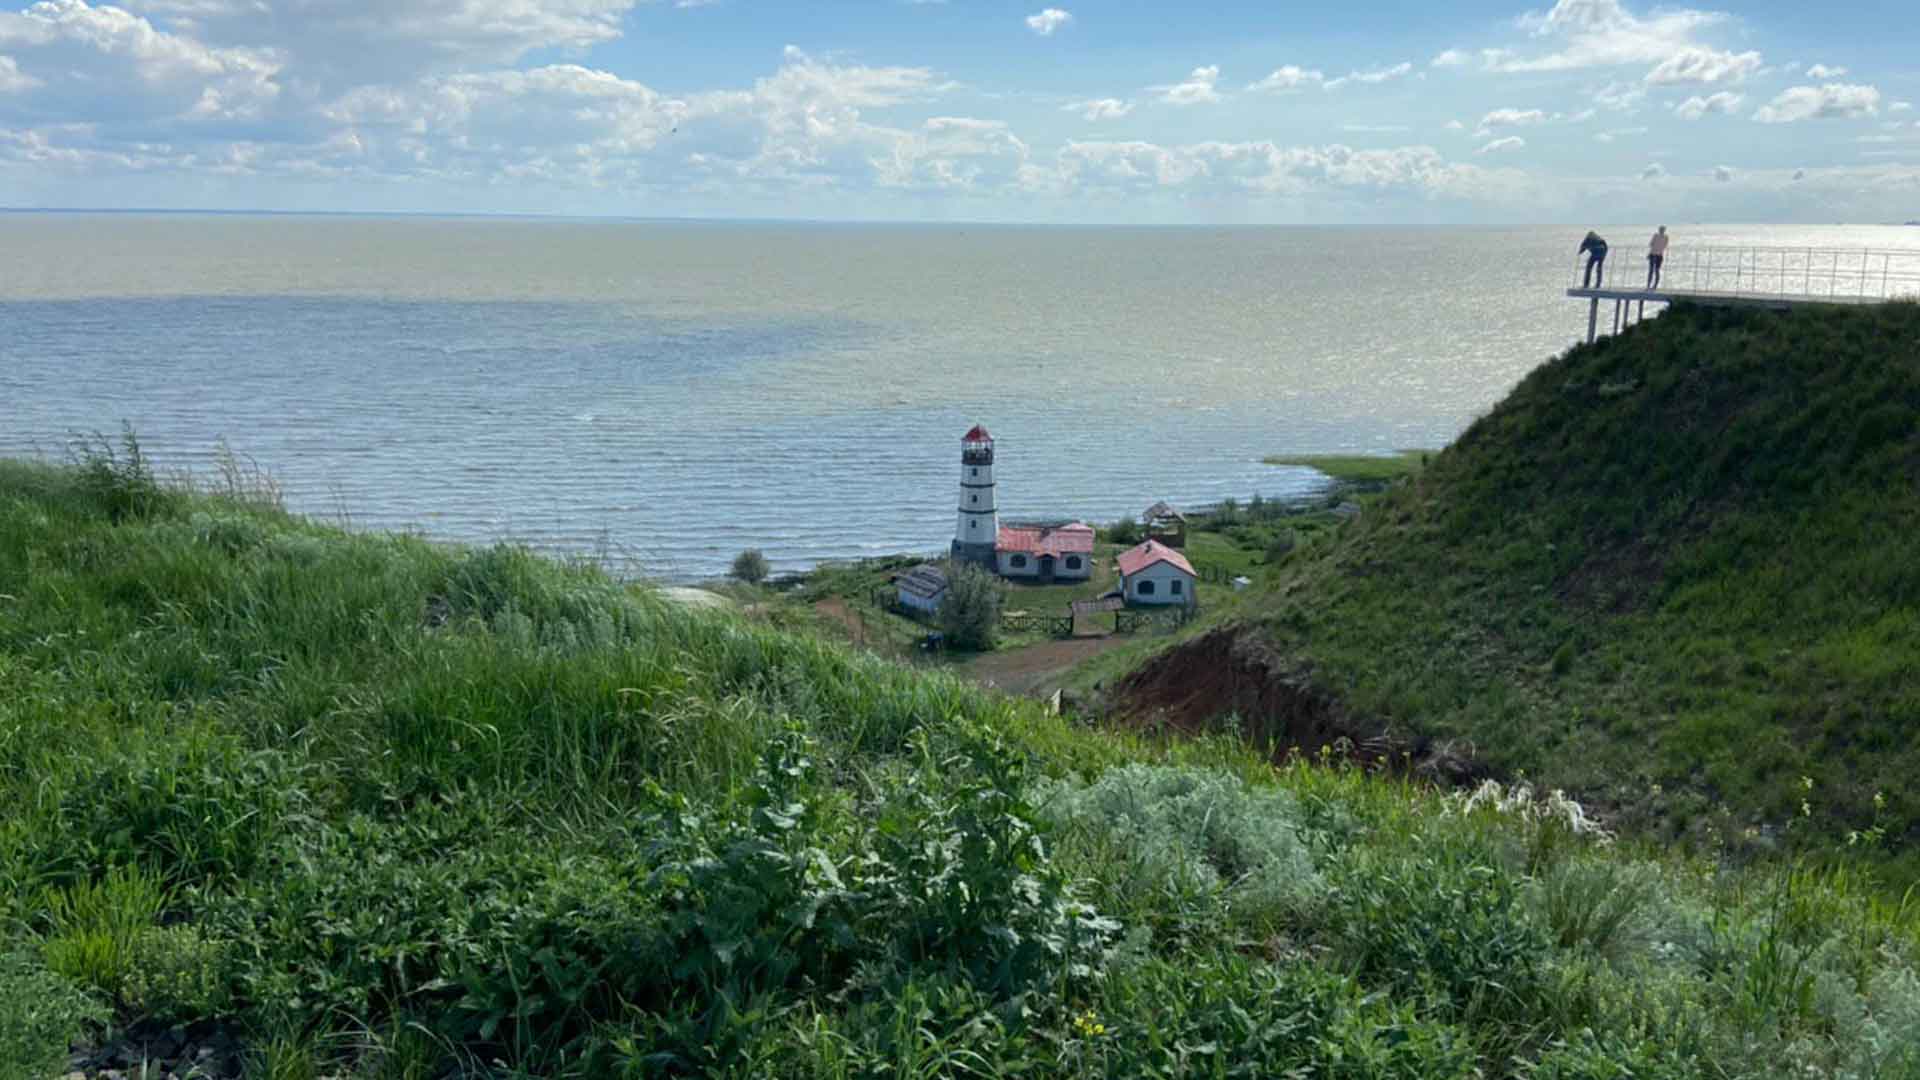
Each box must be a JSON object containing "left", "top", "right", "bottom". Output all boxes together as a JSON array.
[
  {"left": 995, "top": 521, "right": 1094, "bottom": 582},
  {"left": 1116, "top": 540, "right": 1197, "bottom": 606},
  {"left": 948, "top": 425, "right": 1094, "bottom": 583}
]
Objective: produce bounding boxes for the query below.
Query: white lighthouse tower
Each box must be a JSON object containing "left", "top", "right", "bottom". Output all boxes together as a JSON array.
[{"left": 951, "top": 424, "right": 999, "bottom": 569}]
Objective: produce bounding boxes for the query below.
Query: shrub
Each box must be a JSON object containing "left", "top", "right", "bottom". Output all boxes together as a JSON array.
[
  {"left": 731, "top": 548, "right": 771, "bottom": 585},
  {"left": 1530, "top": 858, "right": 1660, "bottom": 964},
  {"left": 37, "top": 735, "right": 303, "bottom": 887},
  {"left": 1103, "top": 517, "right": 1142, "bottom": 545},
  {"left": 0, "top": 947, "right": 108, "bottom": 1080},
  {"left": 1329, "top": 842, "right": 1547, "bottom": 1018},
  {"left": 1035, "top": 765, "right": 1325, "bottom": 934},
  {"left": 123, "top": 925, "right": 231, "bottom": 1023},
  {"left": 938, "top": 560, "right": 1002, "bottom": 651}
]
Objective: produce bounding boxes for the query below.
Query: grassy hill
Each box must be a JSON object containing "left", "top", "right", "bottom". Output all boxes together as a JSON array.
[
  {"left": 1113, "top": 301, "right": 1920, "bottom": 866},
  {"left": 6, "top": 443, "right": 1920, "bottom": 1077}
]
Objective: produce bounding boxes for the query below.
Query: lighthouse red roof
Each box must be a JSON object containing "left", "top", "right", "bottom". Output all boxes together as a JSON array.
[{"left": 962, "top": 424, "right": 993, "bottom": 442}]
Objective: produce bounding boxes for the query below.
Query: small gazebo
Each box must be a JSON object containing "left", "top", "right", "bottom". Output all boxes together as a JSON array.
[{"left": 1142, "top": 501, "right": 1188, "bottom": 549}]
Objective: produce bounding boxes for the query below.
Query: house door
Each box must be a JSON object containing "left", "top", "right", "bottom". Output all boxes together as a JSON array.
[{"left": 1038, "top": 555, "right": 1056, "bottom": 583}]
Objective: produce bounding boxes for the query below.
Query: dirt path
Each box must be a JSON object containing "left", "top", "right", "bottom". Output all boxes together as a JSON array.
[{"left": 959, "top": 635, "right": 1135, "bottom": 697}]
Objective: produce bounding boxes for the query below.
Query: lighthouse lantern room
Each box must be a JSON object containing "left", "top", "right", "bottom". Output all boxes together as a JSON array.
[{"left": 951, "top": 424, "right": 999, "bottom": 569}]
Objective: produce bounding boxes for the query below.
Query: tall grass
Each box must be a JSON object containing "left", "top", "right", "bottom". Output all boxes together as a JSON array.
[{"left": 4, "top": 457, "right": 1920, "bottom": 1076}]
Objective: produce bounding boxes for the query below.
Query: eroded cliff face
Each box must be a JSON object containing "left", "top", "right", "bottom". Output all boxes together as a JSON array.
[{"left": 1110, "top": 624, "right": 1489, "bottom": 786}]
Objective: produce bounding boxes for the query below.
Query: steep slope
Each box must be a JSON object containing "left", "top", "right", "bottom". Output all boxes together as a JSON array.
[{"left": 1117, "top": 301, "right": 1920, "bottom": 850}]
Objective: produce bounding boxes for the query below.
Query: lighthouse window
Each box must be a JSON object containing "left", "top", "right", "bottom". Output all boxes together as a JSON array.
[
  {"left": 1010, "top": 555, "right": 1028, "bottom": 569},
  {"left": 1065, "top": 556, "right": 1082, "bottom": 570},
  {"left": 970, "top": 468, "right": 978, "bottom": 478},
  {"left": 970, "top": 520, "right": 977, "bottom": 530},
  {"left": 970, "top": 495, "right": 978, "bottom": 504}
]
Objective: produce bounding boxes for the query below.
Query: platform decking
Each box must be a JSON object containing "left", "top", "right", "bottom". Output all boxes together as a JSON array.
[{"left": 1568, "top": 245, "right": 1920, "bottom": 342}]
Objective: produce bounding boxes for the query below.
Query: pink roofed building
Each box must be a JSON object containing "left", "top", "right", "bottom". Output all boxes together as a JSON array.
[
  {"left": 995, "top": 521, "right": 1095, "bottom": 582},
  {"left": 1116, "top": 540, "right": 1197, "bottom": 606}
]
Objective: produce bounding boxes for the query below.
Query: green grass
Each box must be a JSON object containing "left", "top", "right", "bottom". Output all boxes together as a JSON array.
[
  {"left": 1262, "top": 450, "right": 1432, "bottom": 482},
  {"left": 1140, "top": 301, "right": 1920, "bottom": 873},
  {"left": 6, "top": 448, "right": 1920, "bottom": 1077}
]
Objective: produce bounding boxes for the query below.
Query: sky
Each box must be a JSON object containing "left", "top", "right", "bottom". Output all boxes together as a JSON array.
[{"left": 0, "top": 0, "right": 1916, "bottom": 223}]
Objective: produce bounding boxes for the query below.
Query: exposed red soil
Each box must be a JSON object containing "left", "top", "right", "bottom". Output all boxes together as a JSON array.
[{"left": 1110, "top": 624, "right": 1490, "bottom": 784}]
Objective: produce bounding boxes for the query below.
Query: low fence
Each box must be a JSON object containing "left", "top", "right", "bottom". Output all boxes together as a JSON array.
[
  {"left": 999, "top": 612, "right": 1074, "bottom": 637},
  {"left": 1571, "top": 245, "right": 1920, "bottom": 302}
]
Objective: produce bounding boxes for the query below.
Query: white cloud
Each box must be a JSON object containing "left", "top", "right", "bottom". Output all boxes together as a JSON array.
[
  {"left": 1892, "top": 101, "right": 1913, "bottom": 113},
  {"left": 1753, "top": 83, "right": 1881, "bottom": 123},
  {"left": 1152, "top": 65, "right": 1222, "bottom": 106},
  {"left": 1641, "top": 161, "right": 1666, "bottom": 179},
  {"left": 1792, "top": 167, "right": 1805, "bottom": 180},
  {"left": 1024, "top": 8, "right": 1071, "bottom": 36},
  {"left": 1712, "top": 164, "right": 1733, "bottom": 181},
  {"left": 0, "top": 0, "right": 282, "bottom": 124},
  {"left": 1477, "top": 107, "right": 1547, "bottom": 136},
  {"left": 1643, "top": 47, "right": 1761, "bottom": 86},
  {"left": 122, "top": 0, "right": 639, "bottom": 89},
  {"left": 1047, "top": 139, "right": 1525, "bottom": 203},
  {"left": 1482, "top": 0, "right": 1760, "bottom": 87},
  {"left": 1068, "top": 97, "right": 1132, "bottom": 121},
  {"left": 1444, "top": 119, "right": 1465, "bottom": 131},
  {"left": 1593, "top": 125, "right": 1647, "bottom": 142},
  {"left": 1478, "top": 135, "right": 1526, "bottom": 153},
  {"left": 1324, "top": 61, "right": 1412, "bottom": 90},
  {"left": 1246, "top": 65, "right": 1324, "bottom": 92},
  {"left": 1431, "top": 48, "right": 1469, "bottom": 68},
  {"left": 1805, "top": 63, "right": 1847, "bottom": 78},
  {"left": 1593, "top": 80, "right": 1646, "bottom": 112},
  {"left": 0, "top": 53, "right": 39, "bottom": 93},
  {"left": 1673, "top": 91, "right": 1742, "bottom": 119}
]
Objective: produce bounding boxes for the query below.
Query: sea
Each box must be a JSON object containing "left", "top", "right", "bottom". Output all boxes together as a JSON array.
[{"left": 4, "top": 214, "right": 1917, "bottom": 581}]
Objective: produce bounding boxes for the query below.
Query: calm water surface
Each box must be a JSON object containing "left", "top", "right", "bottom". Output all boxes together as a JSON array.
[{"left": 5, "top": 215, "right": 1915, "bottom": 579}]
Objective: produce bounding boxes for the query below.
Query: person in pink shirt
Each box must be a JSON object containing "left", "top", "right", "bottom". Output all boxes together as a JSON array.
[{"left": 1646, "top": 226, "right": 1670, "bottom": 289}]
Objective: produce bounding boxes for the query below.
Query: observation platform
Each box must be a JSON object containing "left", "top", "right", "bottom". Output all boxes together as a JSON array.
[{"left": 1568, "top": 245, "right": 1920, "bottom": 342}]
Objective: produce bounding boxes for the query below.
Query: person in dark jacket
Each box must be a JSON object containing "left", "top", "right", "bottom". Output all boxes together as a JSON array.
[{"left": 1579, "top": 231, "right": 1609, "bottom": 288}]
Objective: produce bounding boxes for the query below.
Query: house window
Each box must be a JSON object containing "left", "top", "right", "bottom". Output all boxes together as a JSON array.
[
  {"left": 1065, "top": 556, "right": 1081, "bottom": 570},
  {"left": 1011, "top": 554, "right": 1028, "bottom": 568},
  {"left": 1137, "top": 580, "right": 1156, "bottom": 596},
  {"left": 1171, "top": 580, "right": 1184, "bottom": 596}
]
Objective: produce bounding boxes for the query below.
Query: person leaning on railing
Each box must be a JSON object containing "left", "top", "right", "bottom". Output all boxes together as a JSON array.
[{"left": 1579, "top": 231, "right": 1609, "bottom": 288}]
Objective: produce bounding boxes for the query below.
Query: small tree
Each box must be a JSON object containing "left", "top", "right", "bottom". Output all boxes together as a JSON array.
[
  {"left": 730, "top": 548, "right": 770, "bottom": 585},
  {"left": 939, "top": 560, "right": 1003, "bottom": 651}
]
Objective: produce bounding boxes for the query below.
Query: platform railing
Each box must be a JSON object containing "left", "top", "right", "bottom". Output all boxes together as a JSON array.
[{"left": 1570, "top": 245, "right": 1920, "bottom": 301}]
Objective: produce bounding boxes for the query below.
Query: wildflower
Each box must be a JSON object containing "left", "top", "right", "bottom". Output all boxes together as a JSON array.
[
  {"left": 1800, "top": 775, "right": 1814, "bottom": 792},
  {"left": 1874, "top": 791, "right": 1886, "bottom": 811},
  {"left": 1072, "top": 1009, "right": 1107, "bottom": 1037},
  {"left": 1800, "top": 799, "right": 1812, "bottom": 818},
  {"left": 1650, "top": 783, "right": 1662, "bottom": 796},
  {"left": 1847, "top": 831, "right": 1861, "bottom": 846}
]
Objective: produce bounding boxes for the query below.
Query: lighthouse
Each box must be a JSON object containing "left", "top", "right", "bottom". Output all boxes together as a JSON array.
[{"left": 951, "top": 424, "right": 999, "bottom": 569}]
